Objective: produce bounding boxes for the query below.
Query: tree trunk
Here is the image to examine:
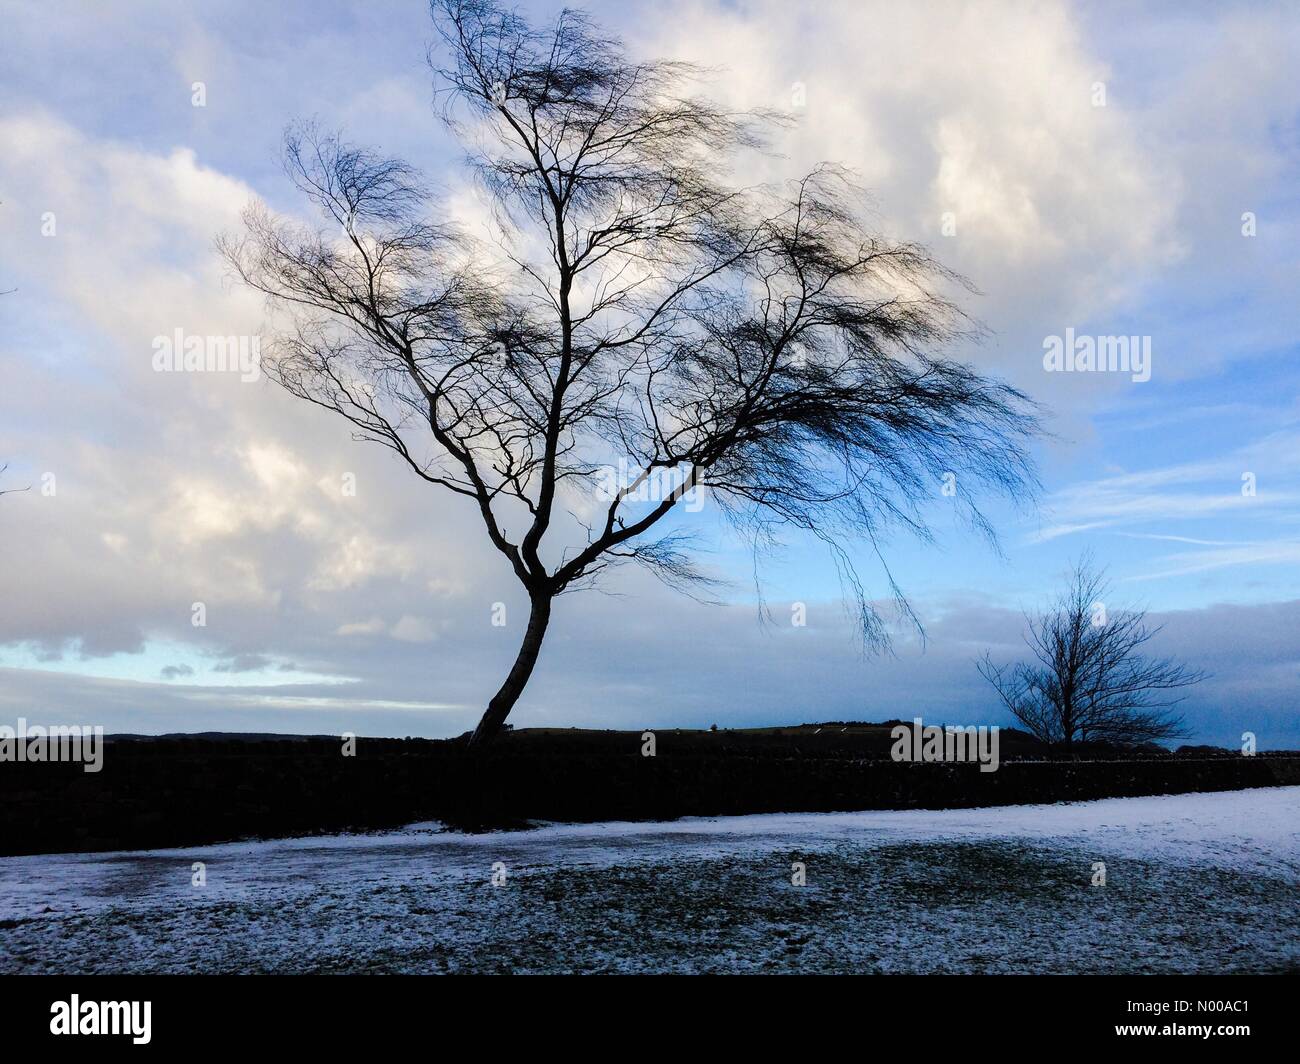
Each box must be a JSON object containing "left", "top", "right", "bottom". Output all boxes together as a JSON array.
[{"left": 468, "top": 594, "right": 553, "bottom": 746}]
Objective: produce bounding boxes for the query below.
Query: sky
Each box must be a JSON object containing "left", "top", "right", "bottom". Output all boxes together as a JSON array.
[{"left": 1, "top": 0, "right": 1298, "bottom": 745}]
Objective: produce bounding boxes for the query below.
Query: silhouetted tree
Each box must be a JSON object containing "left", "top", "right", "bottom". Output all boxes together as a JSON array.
[
  {"left": 979, "top": 558, "right": 1203, "bottom": 748},
  {"left": 221, "top": 0, "right": 1041, "bottom": 744}
]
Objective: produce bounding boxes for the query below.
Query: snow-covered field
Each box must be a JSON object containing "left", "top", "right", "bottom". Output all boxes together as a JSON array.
[{"left": 2, "top": 787, "right": 1297, "bottom": 973}]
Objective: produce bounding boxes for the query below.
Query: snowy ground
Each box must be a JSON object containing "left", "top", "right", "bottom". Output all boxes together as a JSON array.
[{"left": 1, "top": 787, "right": 1297, "bottom": 973}]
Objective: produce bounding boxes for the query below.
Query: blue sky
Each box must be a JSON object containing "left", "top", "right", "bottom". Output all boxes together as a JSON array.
[{"left": 1, "top": 0, "right": 1298, "bottom": 745}]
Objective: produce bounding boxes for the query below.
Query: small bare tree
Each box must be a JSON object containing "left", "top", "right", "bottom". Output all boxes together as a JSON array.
[
  {"left": 979, "top": 558, "right": 1203, "bottom": 748},
  {"left": 221, "top": 0, "right": 1041, "bottom": 744}
]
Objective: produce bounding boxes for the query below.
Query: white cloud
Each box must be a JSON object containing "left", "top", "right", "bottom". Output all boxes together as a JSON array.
[
  {"left": 0, "top": 112, "right": 501, "bottom": 666},
  {"left": 336, "top": 618, "right": 386, "bottom": 637},
  {"left": 1034, "top": 428, "right": 1300, "bottom": 542},
  {"left": 643, "top": 0, "right": 1180, "bottom": 355},
  {"left": 389, "top": 615, "right": 439, "bottom": 644}
]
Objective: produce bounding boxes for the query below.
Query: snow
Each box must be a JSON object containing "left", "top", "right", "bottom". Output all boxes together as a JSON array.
[{"left": 1, "top": 787, "right": 1297, "bottom": 973}]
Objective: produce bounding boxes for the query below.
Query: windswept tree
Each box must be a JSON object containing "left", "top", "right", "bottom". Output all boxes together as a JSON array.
[
  {"left": 979, "top": 558, "right": 1203, "bottom": 748},
  {"left": 221, "top": 0, "right": 1040, "bottom": 744}
]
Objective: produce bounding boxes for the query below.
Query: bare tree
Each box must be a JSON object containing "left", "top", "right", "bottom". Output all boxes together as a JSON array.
[
  {"left": 221, "top": 0, "right": 1041, "bottom": 744},
  {"left": 979, "top": 557, "right": 1203, "bottom": 748}
]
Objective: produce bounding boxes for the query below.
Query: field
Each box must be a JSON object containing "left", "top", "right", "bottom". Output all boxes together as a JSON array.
[{"left": 2, "top": 787, "right": 1297, "bottom": 974}]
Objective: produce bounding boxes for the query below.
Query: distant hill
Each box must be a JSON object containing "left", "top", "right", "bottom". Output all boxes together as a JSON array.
[
  {"left": 106, "top": 731, "right": 340, "bottom": 743},
  {"left": 4, "top": 724, "right": 1297, "bottom": 857},
  {"left": 98, "top": 723, "right": 1172, "bottom": 758}
]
